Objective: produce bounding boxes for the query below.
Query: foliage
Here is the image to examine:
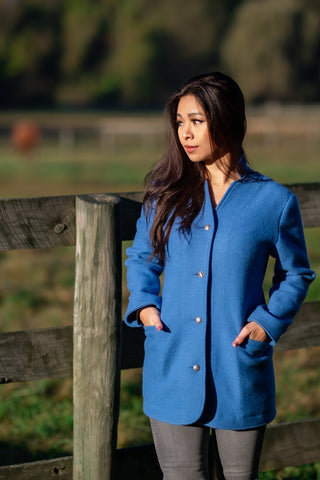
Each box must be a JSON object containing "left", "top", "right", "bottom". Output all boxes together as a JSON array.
[
  {"left": 0, "top": 0, "right": 319, "bottom": 107},
  {"left": 222, "top": 0, "right": 320, "bottom": 103}
]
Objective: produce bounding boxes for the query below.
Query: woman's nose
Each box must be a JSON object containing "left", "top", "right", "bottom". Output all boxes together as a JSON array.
[{"left": 182, "top": 125, "right": 193, "bottom": 139}]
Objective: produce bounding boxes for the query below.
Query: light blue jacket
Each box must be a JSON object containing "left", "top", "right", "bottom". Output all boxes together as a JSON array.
[{"left": 124, "top": 167, "right": 315, "bottom": 429}]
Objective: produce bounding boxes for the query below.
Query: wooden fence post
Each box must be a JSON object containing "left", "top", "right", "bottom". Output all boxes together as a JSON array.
[{"left": 73, "top": 194, "right": 122, "bottom": 480}]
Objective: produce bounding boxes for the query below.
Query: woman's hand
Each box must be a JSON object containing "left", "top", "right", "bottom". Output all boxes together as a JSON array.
[
  {"left": 139, "top": 306, "right": 163, "bottom": 331},
  {"left": 232, "top": 321, "right": 270, "bottom": 347}
]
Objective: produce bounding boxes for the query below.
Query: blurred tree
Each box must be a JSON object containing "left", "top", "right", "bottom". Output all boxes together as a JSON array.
[
  {"left": 100, "top": 0, "right": 157, "bottom": 106},
  {"left": 0, "top": 0, "right": 243, "bottom": 107},
  {"left": 297, "top": 0, "right": 320, "bottom": 101},
  {"left": 221, "top": 0, "right": 320, "bottom": 103},
  {"left": 110, "top": 0, "right": 240, "bottom": 106},
  {"left": 148, "top": 0, "right": 218, "bottom": 100},
  {"left": 56, "top": 0, "right": 113, "bottom": 106},
  {"left": 87, "top": 0, "right": 226, "bottom": 107},
  {"left": 0, "top": 0, "right": 61, "bottom": 106},
  {"left": 0, "top": 0, "right": 319, "bottom": 107}
]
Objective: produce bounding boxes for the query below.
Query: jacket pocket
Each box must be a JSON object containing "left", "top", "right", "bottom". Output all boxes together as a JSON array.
[
  {"left": 236, "top": 338, "right": 275, "bottom": 416},
  {"left": 143, "top": 325, "right": 159, "bottom": 332},
  {"left": 241, "top": 338, "right": 273, "bottom": 358}
]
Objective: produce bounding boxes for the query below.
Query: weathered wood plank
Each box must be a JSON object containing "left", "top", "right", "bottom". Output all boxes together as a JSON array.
[
  {"left": 0, "top": 447, "right": 161, "bottom": 480},
  {"left": 287, "top": 183, "right": 320, "bottom": 228},
  {"left": 0, "top": 183, "right": 318, "bottom": 251},
  {"left": 0, "top": 300, "right": 318, "bottom": 381},
  {"left": 119, "top": 421, "right": 320, "bottom": 476},
  {"left": 0, "top": 419, "right": 319, "bottom": 478},
  {"left": 0, "top": 196, "right": 76, "bottom": 250},
  {"left": 260, "top": 418, "right": 320, "bottom": 471},
  {"left": 118, "top": 185, "right": 320, "bottom": 237},
  {"left": 118, "top": 192, "right": 144, "bottom": 203},
  {"left": 275, "top": 301, "right": 320, "bottom": 351},
  {"left": 0, "top": 191, "right": 143, "bottom": 251},
  {"left": 0, "top": 323, "right": 142, "bottom": 380},
  {"left": 0, "top": 456, "right": 72, "bottom": 479},
  {"left": 73, "top": 194, "right": 122, "bottom": 480},
  {"left": 122, "top": 301, "right": 320, "bottom": 369},
  {"left": 118, "top": 421, "right": 320, "bottom": 476},
  {"left": 0, "top": 326, "right": 72, "bottom": 383}
]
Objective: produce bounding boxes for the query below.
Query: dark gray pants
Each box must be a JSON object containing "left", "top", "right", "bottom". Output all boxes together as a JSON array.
[{"left": 150, "top": 418, "right": 266, "bottom": 480}]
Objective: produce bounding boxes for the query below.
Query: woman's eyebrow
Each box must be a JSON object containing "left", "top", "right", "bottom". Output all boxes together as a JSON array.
[{"left": 176, "top": 112, "right": 206, "bottom": 117}]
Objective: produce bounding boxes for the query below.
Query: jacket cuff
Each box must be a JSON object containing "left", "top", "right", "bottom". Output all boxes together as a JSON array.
[
  {"left": 246, "top": 304, "right": 292, "bottom": 345},
  {"left": 124, "top": 298, "right": 162, "bottom": 327}
]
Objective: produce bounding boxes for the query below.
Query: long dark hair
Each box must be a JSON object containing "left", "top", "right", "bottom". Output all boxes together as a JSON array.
[{"left": 144, "top": 72, "right": 247, "bottom": 263}]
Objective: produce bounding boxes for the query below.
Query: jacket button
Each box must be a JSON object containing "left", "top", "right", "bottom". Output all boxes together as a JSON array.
[
  {"left": 204, "top": 224, "right": 210, "bottom": 230},
  {"left": 197, "top": 271, "right": 205, "bottom": 278},
  {"left": 195, "top": 316, "right": 202, "bottom": 324},
  {"left": 193, "top": 365, "right": 200, "bottom": 372}
]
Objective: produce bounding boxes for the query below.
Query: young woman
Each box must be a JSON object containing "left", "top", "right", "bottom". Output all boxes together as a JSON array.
[{"left": 124, "top": 72, "right": 315, "bottom": 480}]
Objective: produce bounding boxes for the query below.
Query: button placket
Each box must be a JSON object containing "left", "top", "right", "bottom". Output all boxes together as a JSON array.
[{"left": 190, "top": 222, "right": 209, "bottom": 377}]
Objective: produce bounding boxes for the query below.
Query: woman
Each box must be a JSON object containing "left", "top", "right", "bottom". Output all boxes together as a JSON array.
[{"left": 124, "top": 72, "right": 315, "bottom": 480}]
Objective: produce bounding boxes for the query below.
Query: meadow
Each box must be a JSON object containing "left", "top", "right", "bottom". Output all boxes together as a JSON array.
[{"left": 0, "top": 107, "right": 319, "bottom": 478}]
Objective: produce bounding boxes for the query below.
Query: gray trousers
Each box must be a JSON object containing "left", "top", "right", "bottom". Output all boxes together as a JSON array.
[{"left": 150, "top": 418, "right": 266, "bottom": 480}]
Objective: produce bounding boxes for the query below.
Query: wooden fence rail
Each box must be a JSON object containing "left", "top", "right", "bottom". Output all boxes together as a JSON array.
[{"left": 0, "top": 184, "right": 319, "bottom": 479}]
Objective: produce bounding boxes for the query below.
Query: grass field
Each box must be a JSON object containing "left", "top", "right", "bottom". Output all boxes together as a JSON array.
[{"left": 0, "top": 109, "right": 319, "bottom": 478}]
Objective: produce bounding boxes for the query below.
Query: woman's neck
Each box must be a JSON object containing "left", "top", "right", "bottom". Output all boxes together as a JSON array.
[
  {"left": 205, "top": 152, "right": 240, "bottom": 187},
  {"left": 205, "top": 152, "right": 240, "bottom": 207}
]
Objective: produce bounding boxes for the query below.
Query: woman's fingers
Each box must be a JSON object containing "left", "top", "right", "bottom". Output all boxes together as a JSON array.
[
  {"left": 233, "top": 321, "right": 269, "bottom": 347},
  {"left": 232, "top": 324, "right": 251, "bottom": 347},
  {"left": 140, "top": 306, "right": 163, "bottom": 331}
]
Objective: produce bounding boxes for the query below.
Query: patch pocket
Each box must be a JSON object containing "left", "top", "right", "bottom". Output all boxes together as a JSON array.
[
  {"left": 242, "top": 338, "right": 273, "bottom": 359},
  {"left": 237, "top": 339, "right": 275, "bottom": 416},
  {"left": 142, "top": 325, "right": 172, "bottom": 377},
  {"left": 143, "top": 325, "right": 158, "bottom": 332}
]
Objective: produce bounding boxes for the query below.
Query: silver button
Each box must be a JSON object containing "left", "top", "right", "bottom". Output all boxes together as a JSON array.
[
  {"left": 197, "top": 271, "right": 205, "bottom": 278},
  {"left": 204, "top": 224, "right": 210, "bottom": 230},
  {"left": 195, "top": 317, "right": 202, "bottom": 324},
  {"left": 193, "top": 365, "right": 200, "bottom": 372}
]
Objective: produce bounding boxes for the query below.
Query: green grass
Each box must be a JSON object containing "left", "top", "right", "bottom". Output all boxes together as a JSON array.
[
  {"left": 245, "top": 137, "right": 320, "bottom": 184},
  {"left": 0, "top": 112, "right": 319, "bottom": 476},
  {"left": 0, "top": 379, "right": 73, "bottom": 465},
  {"left": 0, "top": 136, "right": 156, "bottom": 198},
  {"left": 260, "top": 463, "right": 320, "bottom": 480}
]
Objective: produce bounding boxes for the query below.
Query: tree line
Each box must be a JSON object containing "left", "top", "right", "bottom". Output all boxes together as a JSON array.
[{"left": 0, "top": 0, "right": 319, "bottom": 108}]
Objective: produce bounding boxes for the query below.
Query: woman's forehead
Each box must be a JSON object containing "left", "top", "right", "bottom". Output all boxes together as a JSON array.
[{"left": 176, "top": 95, "right": 206, "bottom": 117}]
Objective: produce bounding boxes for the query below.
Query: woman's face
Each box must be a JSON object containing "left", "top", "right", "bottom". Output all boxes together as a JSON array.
[{"left": 176, "top": 95, "right": 213, "bottom": 164}]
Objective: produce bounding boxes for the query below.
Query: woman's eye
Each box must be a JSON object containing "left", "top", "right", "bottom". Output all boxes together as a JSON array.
[{"left": 193, "top": 119, "right": 203, "bottom": 125}]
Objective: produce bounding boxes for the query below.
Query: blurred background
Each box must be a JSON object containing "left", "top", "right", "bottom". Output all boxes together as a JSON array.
[
  {"left": 0, "top": 1, "right": 320, "bottom": 478},
  {"left": 0, "top": 0, "right": 319, "bottom": 197},
  {"left": 1, "top": 0, "right": 320, "bottom": 109}
]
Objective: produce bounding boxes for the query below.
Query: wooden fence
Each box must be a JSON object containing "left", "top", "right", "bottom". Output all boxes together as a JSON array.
[{"left": 0, "top": 184, "right": 319, "bottom": 479}]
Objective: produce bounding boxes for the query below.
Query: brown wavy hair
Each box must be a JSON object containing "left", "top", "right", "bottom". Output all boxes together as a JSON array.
[{"left": 144, "top": 72, "right": 247, "bottom": 263}]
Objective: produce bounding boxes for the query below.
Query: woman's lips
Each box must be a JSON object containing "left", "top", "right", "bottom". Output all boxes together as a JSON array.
[{"left": 184, "top": 145, "right": 198, "bottom": 154}]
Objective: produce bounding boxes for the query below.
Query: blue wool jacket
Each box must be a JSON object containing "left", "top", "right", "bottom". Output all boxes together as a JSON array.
[{"left": 124, "top": 168, "right": 315, "bottom": 429}]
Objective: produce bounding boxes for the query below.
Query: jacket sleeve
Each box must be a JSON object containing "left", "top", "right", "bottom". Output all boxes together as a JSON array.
[
  {"left": 247, "top": 193, "right": 315, "bottom": 345},
  {"left": 124, "top": 206, "right": 164, "bottom": 327}
]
